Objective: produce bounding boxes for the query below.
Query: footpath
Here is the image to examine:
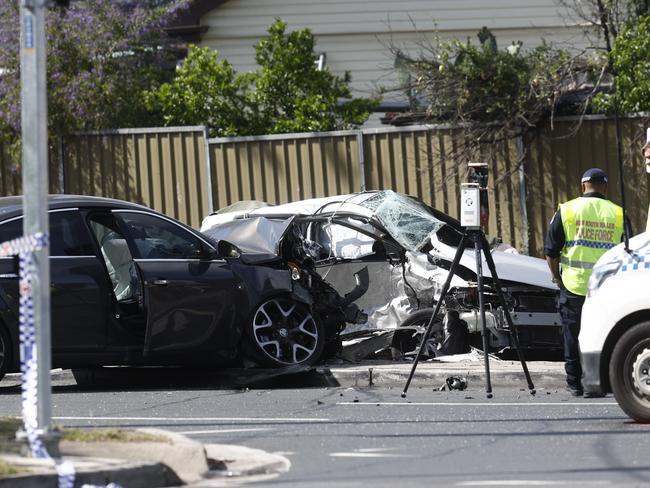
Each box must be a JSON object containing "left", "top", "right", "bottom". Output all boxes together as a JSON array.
[{"left": 0, "top": 358, "right": 567, "bottom": 487}]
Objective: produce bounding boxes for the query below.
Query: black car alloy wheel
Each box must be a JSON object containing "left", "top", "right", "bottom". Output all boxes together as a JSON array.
[{"left": 248, "top": 296, "right": 324, "bottom": 367}]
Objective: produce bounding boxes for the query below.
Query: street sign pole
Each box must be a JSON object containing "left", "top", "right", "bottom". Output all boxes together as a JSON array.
[{"left": 20, "top": 0, "right": 52, "bottom": 438}]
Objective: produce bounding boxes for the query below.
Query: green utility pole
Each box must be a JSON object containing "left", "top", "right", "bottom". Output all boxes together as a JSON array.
[{"left": 20, "top": 0, "right": 52, "bottom": 439}]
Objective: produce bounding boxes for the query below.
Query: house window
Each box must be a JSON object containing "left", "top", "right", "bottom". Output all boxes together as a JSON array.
[{"left": 315, "top": 53, "right": 326, "bottom": 71}]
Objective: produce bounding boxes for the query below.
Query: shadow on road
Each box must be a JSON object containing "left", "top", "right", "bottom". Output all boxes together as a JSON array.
[{"left": 0, "top": 365, "right": 342, "bottom": 393}]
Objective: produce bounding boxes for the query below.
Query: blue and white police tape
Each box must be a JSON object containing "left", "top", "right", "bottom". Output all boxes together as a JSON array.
[{"left": 0, "top": 232, "right": 120, "bottom": 488}]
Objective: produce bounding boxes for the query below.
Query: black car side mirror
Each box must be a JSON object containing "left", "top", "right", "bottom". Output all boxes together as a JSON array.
[{"left": 217, "top": 240, "right": 242, "bottom": 259}]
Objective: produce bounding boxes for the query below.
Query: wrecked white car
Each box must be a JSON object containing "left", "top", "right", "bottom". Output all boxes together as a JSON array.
[{"left": 201, "top": 191, "right": 561, "bottom": 364}]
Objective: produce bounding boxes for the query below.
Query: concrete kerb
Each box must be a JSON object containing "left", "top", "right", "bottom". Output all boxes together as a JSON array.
[
  {"left": 59, "top": 428, "right": 209, "bottom": 484},
  {"left": 10, "top": 360, "right": 568, "bottom": 391},
  {"left": 0, "top": 429, "right": 290, "bottom": 488}
]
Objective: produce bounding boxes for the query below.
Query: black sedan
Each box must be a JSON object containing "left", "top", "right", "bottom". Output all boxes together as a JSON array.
[{"left": 0, "top": 195, "right": 361, "bottom": 380}]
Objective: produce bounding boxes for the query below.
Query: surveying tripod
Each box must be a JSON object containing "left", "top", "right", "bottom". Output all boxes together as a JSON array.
[{"left": 401, "top": 228, "right": 536, "bottom": 399}]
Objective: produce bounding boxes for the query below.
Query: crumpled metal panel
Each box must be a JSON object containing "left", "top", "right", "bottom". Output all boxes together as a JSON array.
[
  {"left": 230, "top": 262, "right": 292, "bottom": 300},
  {"left": 323, "top": 251, "right": 465, "bottom": 331},
  {"left": 203, "top": 216, "right": 293, "bottom": 263}
]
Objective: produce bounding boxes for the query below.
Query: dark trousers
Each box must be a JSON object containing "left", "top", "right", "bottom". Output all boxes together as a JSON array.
[{"left": 559, "top": 288, "right": 585, "bottom": 389}]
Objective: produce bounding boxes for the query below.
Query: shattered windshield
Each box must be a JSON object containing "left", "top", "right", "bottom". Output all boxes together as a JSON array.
[{"left": 360, "top": 191, "right": 445, "bottom": 251}]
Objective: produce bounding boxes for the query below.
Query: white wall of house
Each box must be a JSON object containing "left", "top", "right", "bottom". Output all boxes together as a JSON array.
[{"left": 198, "top": 0, "right": 593, "bottom": 103}]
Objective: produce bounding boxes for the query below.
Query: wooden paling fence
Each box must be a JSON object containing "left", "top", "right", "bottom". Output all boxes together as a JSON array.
[{"left": 1, "top": 116, "right": 648, "bottom": 256}]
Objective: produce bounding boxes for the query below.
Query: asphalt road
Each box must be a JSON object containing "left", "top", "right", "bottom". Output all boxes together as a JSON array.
[{"left": 1, "top": 371, "right": 649, "bottom": 488}]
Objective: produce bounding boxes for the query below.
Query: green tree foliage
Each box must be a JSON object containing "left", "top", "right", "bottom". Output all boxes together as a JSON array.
[
  {"left": 145, "top": 47, "right": 250, "bottom": 135},
  {"left": 396, "top": 29, "right": 574, "bottom": 131},
  {"left": 387, "top": 28, "right": 597, "bottom": 175},
  {"left": 593, "top": 15, "right": 650, "bottom": 113},
  {"left": 559, "top": 1, "right": 650, "bottom": 114},
  {"left": 147, "top": 19, "right": 378, "bottom": 136},
  {"left": 559, "top": 0, "right": 650, "bottom": 51},
  {"left": 251, "top": 19, "right": 377, "bottom": 134},
  {"left": 0, "top": 0, "right": 189, "bottom": 145}
]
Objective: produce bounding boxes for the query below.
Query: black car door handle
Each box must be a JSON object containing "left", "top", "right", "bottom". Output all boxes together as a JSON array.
[{"left": 152, "top": 279, "right": 169, "bottom": 286}]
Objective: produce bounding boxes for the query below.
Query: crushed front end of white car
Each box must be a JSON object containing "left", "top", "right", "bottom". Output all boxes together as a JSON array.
[{"left": 202, "top": 191, "right": 562, "bottom": 360}]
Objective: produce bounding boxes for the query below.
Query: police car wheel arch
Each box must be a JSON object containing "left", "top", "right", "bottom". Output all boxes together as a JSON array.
[{"left": 609, "top": 321, "right": 650, "bottom": 423}]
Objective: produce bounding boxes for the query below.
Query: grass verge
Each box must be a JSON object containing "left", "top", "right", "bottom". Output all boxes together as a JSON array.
[
  {"left": 61, "top": 428, "right": 170, "bottom": 444},
  {"left": 0, "top": 417, "right": 22, "bottom": 454},
  {"left": 0, "top": 417, "right": 27, "bottom": 475},
  {"left": 1, "top": 416, "right": 169, "bottom": 478},
  {"left": 0, "top": 458, "right": 22, "bottom": 476}
]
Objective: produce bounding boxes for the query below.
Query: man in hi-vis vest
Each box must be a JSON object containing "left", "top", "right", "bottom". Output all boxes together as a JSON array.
[{"left": 545, "top": 168, "right": 624, "bottom": 397}]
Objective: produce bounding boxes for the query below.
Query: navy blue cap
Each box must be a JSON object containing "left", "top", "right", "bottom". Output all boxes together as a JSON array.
[{"left": 581, "top": 168, "right": 608, "bottom": 183}]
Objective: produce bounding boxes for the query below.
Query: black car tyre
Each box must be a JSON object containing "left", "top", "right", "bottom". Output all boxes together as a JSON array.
[
  {"left": 400, "top": 308, "right": 444, "bottom": 334},
  {"left": 244, "top": 296, "right": 325, "bottom": 367},
  {"left": 392, "top": 308, "right": 444, "bottom": 359},
  {"left": 0, "top": 325, "right": 12, "bottom": 382},
  {"left": 610, "top": 321, "right": 650, "bottom": 423}
]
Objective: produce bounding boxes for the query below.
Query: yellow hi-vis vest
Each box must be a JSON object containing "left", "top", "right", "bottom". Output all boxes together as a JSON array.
[{"left": 559, "top": 197, "right": 624, "bottom": 296}]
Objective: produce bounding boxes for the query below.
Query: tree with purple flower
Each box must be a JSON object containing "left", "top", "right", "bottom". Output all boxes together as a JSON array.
[{"left": 0, "top": 0, "right": 190, "bottom": 146}]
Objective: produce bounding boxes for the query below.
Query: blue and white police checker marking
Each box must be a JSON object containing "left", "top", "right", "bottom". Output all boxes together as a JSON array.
[
  {"left": 620, "top": 246, "right": 650, "bottom": 272},
  {"left": 0, "top": 233, "right": 121, "bottom": 488},
  {"left": 565, "top": 239, "right": 617, "bottom": 250}
]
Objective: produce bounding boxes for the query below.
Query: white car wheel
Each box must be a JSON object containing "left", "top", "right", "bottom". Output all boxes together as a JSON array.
[{"left": 610, "top": 321, "right": 650, "bottom": 423}]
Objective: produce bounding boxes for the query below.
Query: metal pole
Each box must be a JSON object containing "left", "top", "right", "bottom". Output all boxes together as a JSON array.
[
  {"left": 473, "top": 232, "right": 493, "bottom": 399},
  {"left": 202, "top": 126, "right": 214, "bottom": 215},
  {"left": 20, "top": 0, "right": 52, "bottom": 436},
  {"left": 57, "top": 135, "right": 64, "bottom": 193},
  {"left": 356, "top": 130, "right": 366, "bottom": 192},
  {"left": 516, "top": 136, "right": 530, "bottom": 255},
  {"left": 613, "top": 110, "right": 630, "bottom": 252}
]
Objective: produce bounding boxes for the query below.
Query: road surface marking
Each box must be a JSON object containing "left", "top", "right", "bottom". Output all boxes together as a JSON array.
[
  {"left": 53, "top": 416, "right": 331, "bottom": 422},
  {"left": 330, "top": 452, "right": 408, "bottom": 458},
  {"left": 357, "top": 448, "right": 401, "bottom": 452},
  {"left": 337, "top": 402, "right": 617, "bottom": 406},
  {"left": 330, "top": 447, "right": 407, "bottom": 458},
  {"left": 176, "top": 428, "right": 274, "bottom": 435},
  {"left": 457, "top": 481, "right": 611, "bottom": 486}
]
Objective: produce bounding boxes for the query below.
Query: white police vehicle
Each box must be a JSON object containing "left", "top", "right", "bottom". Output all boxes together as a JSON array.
[{"left": 580, "top": 231, "right": 650, "bottom": 422}]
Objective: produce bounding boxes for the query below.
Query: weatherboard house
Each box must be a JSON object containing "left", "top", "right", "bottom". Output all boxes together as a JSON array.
[{"left": 169, "top": 0, "right": 589, "bottom": 110}]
